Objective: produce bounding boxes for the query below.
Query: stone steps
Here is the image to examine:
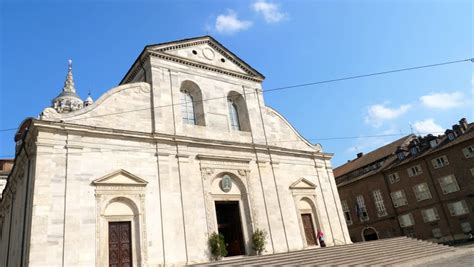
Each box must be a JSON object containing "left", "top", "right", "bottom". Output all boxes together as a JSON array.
[
  {"left": 194, "top": 237, "right": 406, "bottom": 266},
  {"left": 244, "top": 241, "right": 448, "bottom": 266},
  {"left": 190, "top": 237, "right": 462, "bottom": 266}
]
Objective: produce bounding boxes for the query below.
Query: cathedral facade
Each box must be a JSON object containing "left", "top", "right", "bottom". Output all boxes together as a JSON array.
[{"left": 0, "top": 36, "right": 350, "bottom": 266}]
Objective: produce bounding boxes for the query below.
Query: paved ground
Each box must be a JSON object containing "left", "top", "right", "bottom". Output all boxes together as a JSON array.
[{"left": 417, "top": 249, "right": 474, "bottom": 267}]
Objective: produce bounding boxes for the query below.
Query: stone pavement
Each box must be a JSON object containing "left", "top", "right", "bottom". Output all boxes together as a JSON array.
[{"left": 417, "top": 248, "right": 474, "bottom": 267}]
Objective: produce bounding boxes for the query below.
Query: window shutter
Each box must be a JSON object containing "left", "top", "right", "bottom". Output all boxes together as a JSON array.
[
  {"left": 448, "top": 204, "right": 455, "bottom": 216},
  {"left": 461, "top": 201, "right": 468, "bottom": 214},
  {"left": 432, "top": 159, "right": 439, "bottom": 168},
  {"left": 464, "top": 148, "right": 471, "bottom": 158},
  {"left": 443, "top": 156, "right": 449, "bottom": 165}
]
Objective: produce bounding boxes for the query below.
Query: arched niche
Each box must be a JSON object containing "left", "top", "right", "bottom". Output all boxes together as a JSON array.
[
  {"left": 180, "top": 80, "right": 206, "bottom": 126},
  {"left": 227, "top": 91, "right": 251, "bottom": 132}
]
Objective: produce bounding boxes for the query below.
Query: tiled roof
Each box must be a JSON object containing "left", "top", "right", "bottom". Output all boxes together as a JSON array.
[
  {"left": 385, "top": 123, "right": 473, "bottom": 170},
  {"left": 333, "top": 134, "right": 414, "bottom": 178}
]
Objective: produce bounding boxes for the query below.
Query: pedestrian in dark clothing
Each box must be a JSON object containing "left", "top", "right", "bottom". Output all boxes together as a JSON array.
[{"left": 317, "top": 230, "right": 326, "bottom": 247}]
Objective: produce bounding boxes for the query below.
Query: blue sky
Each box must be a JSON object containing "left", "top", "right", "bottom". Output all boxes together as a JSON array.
[{"left": 0, "top": 0, "right": 472, "bottom": 167}]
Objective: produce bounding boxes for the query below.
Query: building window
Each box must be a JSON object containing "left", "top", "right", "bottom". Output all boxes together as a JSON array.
[
  {"left": 228, "top": 98, "right": 240, "bottom": 131},
  {"left": 390, "top": 190, "right": 408, "bottom": 208},
  {"left": 341, "top": 200, "right": 352, "bottom": 225},
  {"left": 410, "top": 147, "right": 418, "bottom": 155},
  {"left": 397, "top": 152, "right": 405, "bottom": 160},
  {"left": 391, "top": 190, "right": 408, "bottom": 208},
  {"left": 470, "top": 168, "right": 474, "bottom": 177},
  {"left": 421, "top": 207, "right": 439, "bottom": 222},
  {"left": 431, "top": 155, "right": 449, "bottom": 169},
  {"left": 407, "top": 164, "right": 423, "bottom": 177},
  {"left": 461, "top": 222, "right": 472, "bottom": 233},
  {"left": 430, "top": 139, "right": 438, "bottom": 148},
  {"left": 438, "top": 175, "right": 460, "bottom": 194},
  {"left": 413, "top": 183, "right": 432, "bottom": 202},
  {"left": 463, "top": 145, "right": 474, "bottom": 158},
  {"left": 388, "top": 172, "right": 400, "bottom": 184},
  {"left": 398, "top": 213, "right": 415, "bottom": 228},
  {"left": 447, "top": 200, "right": 469, "bottom": 216},
  {"left": 432, "top": 228, "right": 442, "bottom": 238},
  {"left": 181, "top": 90, "right": 196, "bottom": 125},
  {"left": 372, "top": 189, "right": 387, "bottom": 217},
  {"left": 356, "top": 195, "right": 369, "bottom": 221},
  {"left": 447, "top": 133, "right": 455, "bottom": 141}
]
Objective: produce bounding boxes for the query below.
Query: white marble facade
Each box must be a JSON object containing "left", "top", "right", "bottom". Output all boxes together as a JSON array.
[{"left": 0, "top": 36, "right": 351, "bottom": 266}]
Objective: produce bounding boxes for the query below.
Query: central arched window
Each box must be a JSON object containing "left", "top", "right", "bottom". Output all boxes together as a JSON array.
[
  {"left": 228, "top": 98, "right": 240, "bottom": 131},
  {"left": 181, "top": 90, "right": 196, "bottom": 125}
]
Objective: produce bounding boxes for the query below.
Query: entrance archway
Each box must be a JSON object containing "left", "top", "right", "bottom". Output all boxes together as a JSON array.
[
  {"left": 210, "top": 172, "right": 252, "bottom": 256},
  {"left": 362, "top": 227, "right": 379, "bottom": 241},
  {"left": 297, "top": 197, "right": 321, "bottom": 247}
]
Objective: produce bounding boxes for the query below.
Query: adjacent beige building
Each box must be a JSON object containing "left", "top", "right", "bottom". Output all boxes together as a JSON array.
[{"left": 0, "top": 36, "right": 350, "bottom": 266}]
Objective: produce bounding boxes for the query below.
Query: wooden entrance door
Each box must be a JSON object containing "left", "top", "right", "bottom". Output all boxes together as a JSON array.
[
  {"left": 215, "top": 201, "right": 245, "bottom": 256},
  {"left": 301, "top": 214, "right": 317, "bottom": 246},
  {"left": 109, "top": 221, "right": 132, "bottom": 267}
]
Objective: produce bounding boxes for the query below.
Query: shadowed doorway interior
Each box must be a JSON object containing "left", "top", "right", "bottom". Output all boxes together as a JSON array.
[
  {"left": 363, "top": 227, "right": 379, "bottom": 241},
  {"left": 215, "top": 201, "right": 245, "bottom": 256}
]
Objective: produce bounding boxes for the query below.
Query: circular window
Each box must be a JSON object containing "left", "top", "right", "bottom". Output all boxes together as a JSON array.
[
  {"left": 220, "top": 58, "right": 226, "bottom": 63},
  {"left": 192, "top": 50, "right": 197, "bottom": 55},
  {"left": 203, "top": 48, "right": 215, "bottom": 60}
]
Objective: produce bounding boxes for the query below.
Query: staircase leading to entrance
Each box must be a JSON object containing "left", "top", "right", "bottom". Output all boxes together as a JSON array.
[{"left": 192, "top": 237, "right": 471, "bottom": 266}]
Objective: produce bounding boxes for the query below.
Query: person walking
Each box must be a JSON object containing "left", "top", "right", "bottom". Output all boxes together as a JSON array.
[{"left": 317, "top": 230, "right": 326, "bottom": 247}]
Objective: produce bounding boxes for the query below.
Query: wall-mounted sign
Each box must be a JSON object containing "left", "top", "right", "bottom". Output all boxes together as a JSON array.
[{"left": 220, "top": 175, "right": 232, "bottom": 193}]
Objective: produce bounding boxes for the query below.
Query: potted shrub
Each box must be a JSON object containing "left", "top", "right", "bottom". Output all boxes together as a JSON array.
[
  {"left": 208, "top": 232, "right": 227, "bottom": 260},
  {"left": 252, "top": 228, "right": 267, "bottom": 255}
]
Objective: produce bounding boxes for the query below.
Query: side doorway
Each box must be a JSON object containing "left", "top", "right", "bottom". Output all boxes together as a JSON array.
[
  {"left": 301, "top": 213, "right": 317, "bottom": 246},
  {"left": 362, "top": 227, "right": 379, "bottom": 241},
  {"left": 108, "top": 221, "right": 132, "bottom": 267}
]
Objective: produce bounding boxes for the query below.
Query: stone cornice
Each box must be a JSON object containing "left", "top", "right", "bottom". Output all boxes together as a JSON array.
[
  {"left": 31, "top": 120, "right": 328, "bottom": 159},
  {"left": 196, "top": 154, "right": 252, "bottom": 164},
  {"left": 121, "top": 36, "right": 265, "bottom": 85},
  {"left": 149, "top": 37, "right": 264, "bottom": 79},
  {"left": 148, "top": 51, "right": 263, "bottom": 83}
]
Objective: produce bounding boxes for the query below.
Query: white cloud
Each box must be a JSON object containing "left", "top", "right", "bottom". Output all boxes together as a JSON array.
[
  {"left": 419, "top": 91, "right": 464, "bottom": 109},
  {"left": 412, "top": 118, "right": 444, "bottom": 134},
  {"left": 365, "top": 103, "right": 411, "bottom": 127},
  {"left": 215, "top": 10, "right": 252, "bottom": 34},
  {"left": 252, "top": 0, "right": 287, "bottom": 23}
]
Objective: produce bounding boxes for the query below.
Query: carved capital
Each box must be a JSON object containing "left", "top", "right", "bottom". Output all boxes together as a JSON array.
[
  {"left": 201, "top": 167, "right": 214, "bottom": 179},
  {"left": 238, "top": 169, "right": 250, "bottom": 177}
]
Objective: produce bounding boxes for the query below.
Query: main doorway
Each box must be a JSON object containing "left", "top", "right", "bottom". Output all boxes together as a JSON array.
[
  {"left": 109, "top": 221, "right": 132, "bottom": 267},
  {"left": 215, "top": 201, "right": 245, "bottom": 256},
  {"left": 363, "top": 227, "right": 379, "bottom": 241},
  {"left": 301, "top": 213, "right": 317, "bottom": 246}
]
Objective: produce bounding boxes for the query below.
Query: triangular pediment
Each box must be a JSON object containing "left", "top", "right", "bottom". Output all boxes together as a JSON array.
[
  {"left": 92, "top": 169, "right": 148, "bottom": 186},
  {"left": 289, "top": 177, "right": 317, "bottom": 190},
  {"left": 146, "top": 36, "right": 264, "bottom": 79}
]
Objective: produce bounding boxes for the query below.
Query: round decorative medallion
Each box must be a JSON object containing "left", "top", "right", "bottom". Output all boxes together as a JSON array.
[
  {"left": 220, "top": 175, "right": 232, "bottom": 193},
  {"left": 202, "top": 48, "right": 215, "bottom": 60}
]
